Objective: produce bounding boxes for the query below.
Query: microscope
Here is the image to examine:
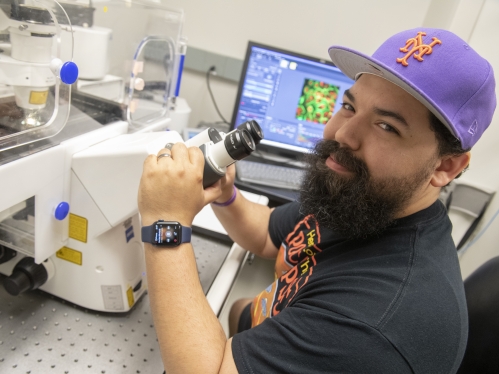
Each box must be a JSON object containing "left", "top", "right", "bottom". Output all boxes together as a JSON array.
[
  {"left": 0, "top": 0, "right": 190, "bottom": 312},
  {"left": 1, "top": 117, "right": 263, "bottom": 298},
  {"left": 0, "top": 0, "right": 264, "bottom": 312}
]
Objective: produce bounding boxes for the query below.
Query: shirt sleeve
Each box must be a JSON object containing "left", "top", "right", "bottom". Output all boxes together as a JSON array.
[
  {"left": 231, "top": 302, "right": 412, "bottom": 374},
  {"left": 268, "top": 201, "right": 303, "bottom": 249}
]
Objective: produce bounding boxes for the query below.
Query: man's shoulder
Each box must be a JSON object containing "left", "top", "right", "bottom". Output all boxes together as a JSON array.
[
  {"left": 357, "top": 199, "right": 454, "bottom": 260},
  {"left": 363, "top": 201, "right": 466, "bottom": 373},
  {"left": 392, "top": 199, "right": 451, "bottom": 235}
]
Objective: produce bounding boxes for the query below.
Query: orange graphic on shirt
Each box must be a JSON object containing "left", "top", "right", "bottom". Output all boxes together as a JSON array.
[
  {"left": 275, "top": 214, "right": 322, "bottom": 276},
  {"left": 251, "top": 282, "right": 278, "bottom": 326},
  {"left": 251, "top": 215, "right": 322, "bottom": 327},
  {"left": 272, "top": 255, "right": 317, "bottom": 316}
]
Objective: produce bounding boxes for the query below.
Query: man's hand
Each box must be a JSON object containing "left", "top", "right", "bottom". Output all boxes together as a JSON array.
[
  {"left": 204, "top": 164, "right": 236, "bottom": 204},
  {"left": 138, "top": 143, "right": 206, "bottom": 227}
]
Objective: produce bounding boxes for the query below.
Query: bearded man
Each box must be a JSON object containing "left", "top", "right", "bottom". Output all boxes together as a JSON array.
[{"left": 138, "top": 28, "right": 496, "bottom": 373}]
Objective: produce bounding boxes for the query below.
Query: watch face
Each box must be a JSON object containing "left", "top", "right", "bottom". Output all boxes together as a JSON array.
[{"left": 154, "top": 222, "right": 181, "bottom": 246}]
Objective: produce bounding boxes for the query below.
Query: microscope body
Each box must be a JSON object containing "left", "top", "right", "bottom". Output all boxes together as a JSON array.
[{"left": 0, "top": 121, "right": 262, "bottom": 312}]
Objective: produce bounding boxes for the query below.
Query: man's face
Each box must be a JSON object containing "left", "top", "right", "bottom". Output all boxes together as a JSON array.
[{"left": 300, "top": 74, "right": 441, "bottom": 238}]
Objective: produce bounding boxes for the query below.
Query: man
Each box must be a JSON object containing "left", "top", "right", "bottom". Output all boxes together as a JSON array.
[{"left": 138, "top": 28, "right": 496, "bottom": 373}]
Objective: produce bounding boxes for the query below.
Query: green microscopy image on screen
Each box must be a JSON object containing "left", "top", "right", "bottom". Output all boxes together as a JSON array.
[{"left": 296, "top": 79, "right": 340, "bottom": 124}]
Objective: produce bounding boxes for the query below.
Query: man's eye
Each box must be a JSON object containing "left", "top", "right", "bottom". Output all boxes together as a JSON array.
[
  {"left": 340, "top": 102, "right": 354, "bottom": 111},
  {"left": 379, "top": 122, "right": 399, "bottom": 134}
]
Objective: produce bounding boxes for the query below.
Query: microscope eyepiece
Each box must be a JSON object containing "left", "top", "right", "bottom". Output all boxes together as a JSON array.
[
  {"left": 187, "top": 121, "right": 263, "bottom": 188},
  {"left": 224, "top": 129, "right": 255, "bottom": 161},
  {"left": 237, "top": 120, "right": 263, "bottom": 145}
]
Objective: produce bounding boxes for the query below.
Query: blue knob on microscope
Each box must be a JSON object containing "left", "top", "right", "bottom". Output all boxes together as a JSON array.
[
  {"left": 55, "top": 202, "right": 70, "bottom": 220},
  {"left": 60, "top": 62, "right": 79, "bottom": 85}
]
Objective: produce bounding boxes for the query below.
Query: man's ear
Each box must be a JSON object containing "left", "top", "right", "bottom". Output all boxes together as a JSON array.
[{"left": 431, "top": 152, "right": 471, "bottom": 187}]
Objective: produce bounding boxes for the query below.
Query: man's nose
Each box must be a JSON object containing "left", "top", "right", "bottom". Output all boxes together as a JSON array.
[{"left": 329, "top": 116, "right": 364, "bottom": 151}]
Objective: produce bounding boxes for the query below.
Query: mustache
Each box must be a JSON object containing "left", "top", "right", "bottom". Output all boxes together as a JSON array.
[{"left": 309, "top": 139, "right": 369, "bottom": 179}]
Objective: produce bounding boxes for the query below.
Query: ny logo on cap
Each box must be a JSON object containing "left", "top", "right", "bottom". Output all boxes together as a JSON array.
[{"left": 396, "top": 31, "right": 442, "bottom": 66}]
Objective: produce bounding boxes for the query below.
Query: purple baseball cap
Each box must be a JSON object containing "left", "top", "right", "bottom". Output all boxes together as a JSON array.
[{"left": 328, "top": 28, "right": 496, "bottom": 149}]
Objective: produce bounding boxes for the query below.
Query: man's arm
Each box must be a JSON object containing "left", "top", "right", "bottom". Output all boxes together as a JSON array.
[
  {"left": 145, "top": 242, "right": 238, "bottom": 373},
  {"left": 209, "top": 167, "right": 279, "bottom": 259},
  {"left": 138, "top": 143, "right": 240, "bottom": 373}
]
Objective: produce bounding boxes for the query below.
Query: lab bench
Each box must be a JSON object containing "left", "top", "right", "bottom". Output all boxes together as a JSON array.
[{"left": 0, "top": 232, "right": 242, "bottom": 374}]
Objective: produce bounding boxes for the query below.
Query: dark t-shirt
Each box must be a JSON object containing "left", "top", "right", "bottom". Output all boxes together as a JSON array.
[{"left": 232, "top": 200, "right": 468, "bottom": 373}]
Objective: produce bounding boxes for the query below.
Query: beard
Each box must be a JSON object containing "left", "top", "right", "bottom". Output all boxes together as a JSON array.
[{"left": 299, "top": 139, "right": 435, "bottom": 239}]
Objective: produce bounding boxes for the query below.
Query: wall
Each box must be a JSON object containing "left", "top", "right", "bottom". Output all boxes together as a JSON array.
[
  {"left": 452, "top": 0, "right": 499, "bottom": 191},
  {"left": 165, "top": 0, "right": 433, "bottom": 128},
  {"left": 450, "top": 0, "right": 499, "bottom": 278}
]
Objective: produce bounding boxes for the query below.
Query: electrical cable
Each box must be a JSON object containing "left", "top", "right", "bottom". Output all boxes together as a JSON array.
[{"left": 206, "top": 66, "right": 230, "bottom": 125}]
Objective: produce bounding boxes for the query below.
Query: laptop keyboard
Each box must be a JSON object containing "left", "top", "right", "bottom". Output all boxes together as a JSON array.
[{"left": 235, "top": 160, "right": 305, "bottom": 190}]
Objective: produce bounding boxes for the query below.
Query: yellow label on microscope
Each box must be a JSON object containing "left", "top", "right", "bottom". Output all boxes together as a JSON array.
[
  {"left": 69, "top": 213, "right": 88, "bottom": 243},
  {"left": 56, "top": 246, "right": 83, "bottom": 266},
  {"left": 29, "top": 90, "right": 49, "bottom": 105},
  {"left": 127, "top": 287, "right": 135, "bottom": 308}
]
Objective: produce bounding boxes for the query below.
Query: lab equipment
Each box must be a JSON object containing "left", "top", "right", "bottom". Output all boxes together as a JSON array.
[
  {"left": 0, "top": 0, "right": 76, "bottom": 149},
  {"left": 0, "top": 0, "right": 199, "bottom": 312}
]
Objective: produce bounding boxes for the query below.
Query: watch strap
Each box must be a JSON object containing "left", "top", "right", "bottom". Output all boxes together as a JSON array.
[
  {"left": 141, "top": 225, "right": 153, "bottom": 243},
  {"left": 181, "top": 225, "right": 192, "bottom": 243}
]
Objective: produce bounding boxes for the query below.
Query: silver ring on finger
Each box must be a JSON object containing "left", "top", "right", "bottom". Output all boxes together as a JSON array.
[{"left": 157, "top": 153, "right": 171, "bottom": 161}]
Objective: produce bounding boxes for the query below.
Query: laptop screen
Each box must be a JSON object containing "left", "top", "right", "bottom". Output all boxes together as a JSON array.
[{"left": 230, "top": 41, "right": 354, "bottom": 158}]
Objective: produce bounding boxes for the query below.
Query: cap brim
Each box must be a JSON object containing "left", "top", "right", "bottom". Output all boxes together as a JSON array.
[{"left": 328, "top": 46, "right": 456, "bottom": 138}]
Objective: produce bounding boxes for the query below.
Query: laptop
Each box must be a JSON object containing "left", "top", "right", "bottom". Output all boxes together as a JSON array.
[{"left": 230, "top": 41, "right": 354, "bottom": 203}]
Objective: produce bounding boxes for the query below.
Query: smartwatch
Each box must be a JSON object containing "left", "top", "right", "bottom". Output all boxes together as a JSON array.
[{"left": 141, "top": 220, "right": 192, "bottom": 247}]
